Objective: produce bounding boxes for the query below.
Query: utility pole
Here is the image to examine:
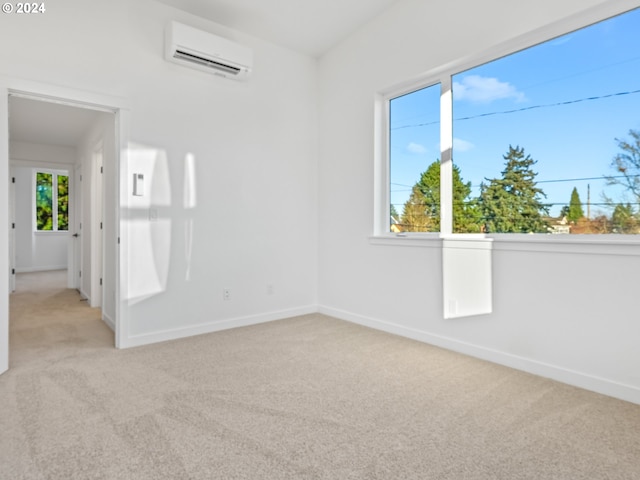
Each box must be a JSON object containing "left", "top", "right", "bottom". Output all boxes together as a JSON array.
[{"left": 587, "top": 183, "right": 591, "bottom": 219}]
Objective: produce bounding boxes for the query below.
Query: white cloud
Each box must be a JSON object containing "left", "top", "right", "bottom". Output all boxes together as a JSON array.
[
  {"left": 550, "top": 35, "right": 572, "bottom": 47},
  {"left": 407, "top": 142, "right": 427, "bottom": 154},
  {"left": 453, "top": 75, "right": 526, "bottom": 104},
  {"left": 453, "top": 138, "right": 475, "bottom": 152}
]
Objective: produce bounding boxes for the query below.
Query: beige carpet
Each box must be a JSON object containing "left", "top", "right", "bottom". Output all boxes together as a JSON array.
[{"left": 1, "top": 271, "right": 639, "bottom": 479}]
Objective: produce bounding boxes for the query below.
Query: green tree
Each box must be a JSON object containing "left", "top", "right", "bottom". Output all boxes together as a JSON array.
[
  {"left": 604, "top": 130, "right": 640, "bottom": 230},
  {"left": 611, "top": 203, "right": 638, "bottom": 233},
  {"left": 479, "top": 145, "right": 549, "bottom": 233},
  {"left": 452, "top": 168, "right": 482, "bottom": 234},
  {"left": 567, "top": 187, "right": 584, "bottom": 223},
  {"left": 400, "top": 160, "right": 480, "bottom": 232},
  {"left": 401, "top": 185, "right": 436, "bottom": 232},
  {"left": 559, "top": 205, "right": 570, "bottom": 218},
  {"left": 606, "top": 129, "right": 640, "bottom": 200},
  {"left": 57, "top": 174, "right": 69, "bottom": 231},
  {"left": 36, "top": 172, "right": 53, "bottom": 231},
  {"left": 390, "top": 203, "right": 399, "bottom": 220}
]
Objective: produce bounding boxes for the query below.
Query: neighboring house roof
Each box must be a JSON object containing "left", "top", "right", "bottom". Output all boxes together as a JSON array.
[{"left": 390, "top": 216, "right": 403, "bottom": 233}]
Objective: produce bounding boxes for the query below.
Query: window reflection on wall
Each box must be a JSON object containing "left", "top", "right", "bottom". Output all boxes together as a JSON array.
[{"left": 125, "top": 143, "right": 172, "bottom": 303}]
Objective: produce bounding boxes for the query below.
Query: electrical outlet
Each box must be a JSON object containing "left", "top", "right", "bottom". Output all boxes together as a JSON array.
[{"left": 223, "top": 288, "right": 231, "bottom": 301}]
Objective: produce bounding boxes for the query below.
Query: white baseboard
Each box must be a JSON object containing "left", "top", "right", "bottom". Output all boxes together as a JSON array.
[
  {"left": 114, "top": 300, "right": 640, "bottom": 405},
  {"left": 102, "top": 312, "right": 115, "bottom": 332},
  {"left": 15, "top": 266, "right": 67, "bottom": 273},
  {"left": 121, "top": 305, "right": 318, "bottom": 349},
  {"left": 318, "top": 305, "right": 640, "bottom": 406}
]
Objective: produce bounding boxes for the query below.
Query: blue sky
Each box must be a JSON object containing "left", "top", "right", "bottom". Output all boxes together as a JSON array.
[{"left": 390, "top": 7, "right": 640, "bottom": 218}]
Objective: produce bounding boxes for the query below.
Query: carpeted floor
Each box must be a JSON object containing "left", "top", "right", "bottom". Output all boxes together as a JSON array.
[{"left": 1, "top": 270, "right": 639, "bottom": 479}]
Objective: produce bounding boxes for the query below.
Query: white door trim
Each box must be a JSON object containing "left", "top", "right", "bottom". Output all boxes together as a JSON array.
[
  {"left": 0, "top": 77, "right": 131, "bottom": 375},
  {"left": 72, "top": 165, "right": 83, "bottom": 292},
  {"left": 0, "top": 92, "right": 8, "bottom": 374},
  {"left": 91, "top": 141, "right": 104, "bottom": 309}
]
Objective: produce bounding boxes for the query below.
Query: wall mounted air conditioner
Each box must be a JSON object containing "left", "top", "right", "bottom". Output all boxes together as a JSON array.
[{"left": 165, "top": 21, "right": 252, "bottom": 80}]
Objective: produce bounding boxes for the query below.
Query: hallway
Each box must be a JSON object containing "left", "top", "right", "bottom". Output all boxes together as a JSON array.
[{"left": 9, "top": 270, "right": 113, "bottom": 369}]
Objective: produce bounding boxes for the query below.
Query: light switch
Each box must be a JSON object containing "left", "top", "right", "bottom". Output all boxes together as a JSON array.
[{"left": 133, "top": 173, "right": 144, "bottom": 196}]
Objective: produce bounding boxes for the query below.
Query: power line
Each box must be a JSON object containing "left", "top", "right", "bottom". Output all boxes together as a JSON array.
[
  {"left": 467, "top": 173, "right": 640, "bottom": 189},
  {"left": 390, "top": 182, "right": 415, "bottom": 188},
  {"left": 537, "top": 174, "right": 640, "bottom": 184},
  {"left": 392, "top": 174, "right": 639, "bottom": 192},
  {"left": 517, "top": 56, "right": 640, "bottom": 93},
  {"left": 390, "top": 88, "right": 640, "bottom": 131},
  {"left": 457, "top": 89, "right": 640, "bottom": 122},
  {"left": 391, "top": 201, "right": 640, "bottom": 208}
]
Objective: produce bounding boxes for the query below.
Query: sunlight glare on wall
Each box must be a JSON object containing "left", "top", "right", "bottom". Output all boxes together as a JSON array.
[{"left": 125, "top": 143, "right": 172, "bottom": 303}]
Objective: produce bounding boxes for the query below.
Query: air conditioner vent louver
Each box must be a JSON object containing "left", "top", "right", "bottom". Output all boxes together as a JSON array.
[
  {"left": 173, "top": 49, "right": 241, "bottom": 75},
  {"left": 165, "top": 21, "right": 252, "bottom": 81}
]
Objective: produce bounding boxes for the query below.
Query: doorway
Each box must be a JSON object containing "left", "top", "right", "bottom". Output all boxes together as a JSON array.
[{"left": 2, "top": 88, "right": 123, "bottom": 373}]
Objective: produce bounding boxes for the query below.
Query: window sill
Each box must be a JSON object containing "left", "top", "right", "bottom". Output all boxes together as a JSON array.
[
  {"left": 369, "top": 233, "right": 640, "bottom": 256},
  {"left": 369, "top": 233, "right": 442, "bottom": 248},
  {"left": 33, "top": 231, "right": 71, "bottom": 236},
  {"left": 488, "top": 234, "right": 640, "bottom": 256}
]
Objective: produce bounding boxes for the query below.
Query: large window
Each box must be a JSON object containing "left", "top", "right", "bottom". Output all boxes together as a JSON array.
[
  {"left": 385, "top": 6, "right": 640, "bottom": 235},
  {"left": 389, "top": 84, "right": 440, "bottom": 232},
  {"left": 35, "top": 171, "right": 69, "bottom": 231}
]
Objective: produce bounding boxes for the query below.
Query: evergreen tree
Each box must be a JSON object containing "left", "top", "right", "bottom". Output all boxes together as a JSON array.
[
  {"left": 453, "top": 167, "right": 482, "bottom": 233},
  {"left": 400, "top": 160, "right": 480, "bottom": 232},
  {"left": 559, "top": 205, "right": 570, "bottom": 218},
  {"left": 36, "top": 172, "right": 53, "bottom": 231},
  {"left": 401, "top": 185, "right": 436, "bottom": 232},
  {"left": 611, "top": 203, "right": 638, "bottom": 233},
  {"left": 567, "top": 187, "right": 584, "bottom": 223},
  {"left": 479, "top": 145, "right": 549, "bottom": 233},
  {"left": 57, "top": 174, "right": 69, "bottom": 231},
  {"left": 390, "top": 204, "right": 399, "bottom": 221}
]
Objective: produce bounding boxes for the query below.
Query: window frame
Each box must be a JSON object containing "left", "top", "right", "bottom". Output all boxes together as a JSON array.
[
  {"left": 374, "top": 1, "right": 640, "bottom": 247},
  {"left": 33, "top": 168, "right": 70, "bottom": 233}
]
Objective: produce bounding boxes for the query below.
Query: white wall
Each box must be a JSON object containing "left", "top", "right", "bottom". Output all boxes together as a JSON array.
[
  {"left": 12, "top": 167, "right": 67, "bottom": 272},
  {"left": 75, "top": 112, "right": 116, "bottom": 322},
  {"left": 1, "top": 0, "right": 318, "bottom": 346},
  {"left": 317, "top": 0, "right": 640, "bottom": 404},
  {"left": 3, "top": 0, "right": 636, "bottom": 404},
  {"left": 10, "top": 142, "right": 75, "bottom": 272}
]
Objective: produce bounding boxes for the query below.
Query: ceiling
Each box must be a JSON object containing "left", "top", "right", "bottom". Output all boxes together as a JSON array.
[
  {"left": 9, "top": 96, "right": 108, "bottom": 148},
  {"left": 156, "top": 0, "right": 402, "bottom": 57}
]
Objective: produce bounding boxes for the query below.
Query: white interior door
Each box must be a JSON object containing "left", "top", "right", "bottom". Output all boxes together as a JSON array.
[{"left": 69, "top": 165, "right": 82, "bottom": 290}]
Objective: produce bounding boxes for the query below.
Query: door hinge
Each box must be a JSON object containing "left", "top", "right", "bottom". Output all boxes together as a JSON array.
[
  {"left": 100, "top": 222, "right": 103, "bottom": 230},
  {"left": 12, "top": 268, "right": 15, "bottom": 275},
  {"left": 12, "top": 177, "right": 15, "bottom": 183},
  {"left": 100, "top": 278, "right": 103, "bottom": 286},
  {"left": 79, "top": 271, "right": 82, "bottom": 278},
  {"left": 12, "top": 223, "right": 15, "bottom": 229},
  {"left": 100, "top": 166, "right": 103, "bottom": 174}
]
